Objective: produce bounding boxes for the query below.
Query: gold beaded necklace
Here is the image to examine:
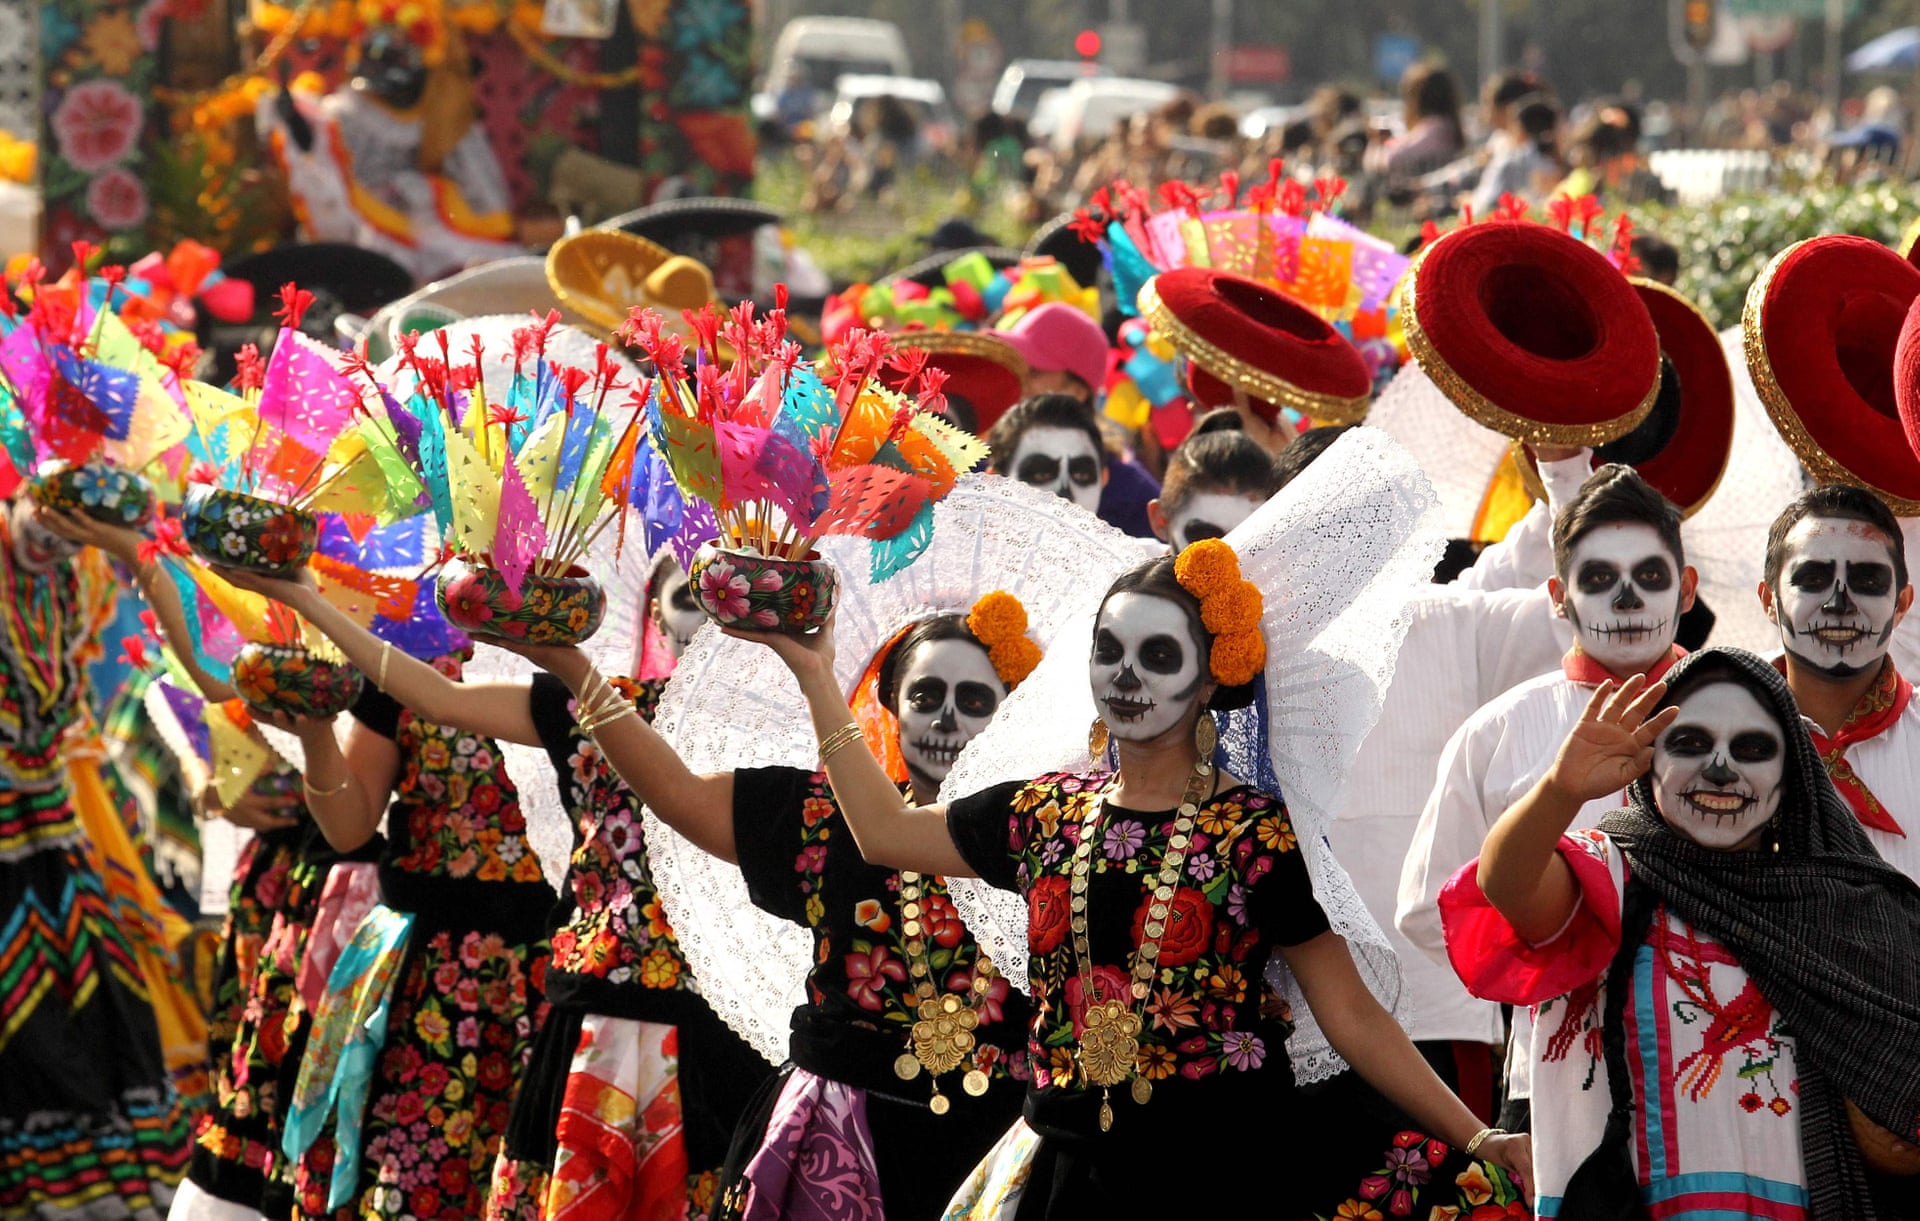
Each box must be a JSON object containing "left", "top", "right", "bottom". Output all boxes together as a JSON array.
[
  {"left": 892, "top": 871, "right": 999, "bottom": 1114},
  {"left": 1068, "top": 729, "right": 1218, "bottom": 1132}
]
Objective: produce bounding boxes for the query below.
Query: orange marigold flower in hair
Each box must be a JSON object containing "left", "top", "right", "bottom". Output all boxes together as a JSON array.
[
  {"left": 989, "top": 637, "right": 1044, "bottom": 690},
  {"left": 967, "top": 590, "right": 1029, "bottom": 646},
  {"left": 1201, "top": 581, "right": 1263, "bottom": 637},
  {"left": 1175, "top": 538, "right": 1240, "bottom": 600},
  {"left": 1210, "top": 629, "right": 1267, "bottom": 687}
]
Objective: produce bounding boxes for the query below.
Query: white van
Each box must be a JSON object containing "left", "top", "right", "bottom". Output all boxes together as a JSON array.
[{"left": 766, "top": 18, "right": 911, "bottom": 98}]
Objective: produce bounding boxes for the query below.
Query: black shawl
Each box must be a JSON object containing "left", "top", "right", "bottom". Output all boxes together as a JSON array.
[{"left": 1560, "top": 648, "right": 1920, "bottom": 1220}]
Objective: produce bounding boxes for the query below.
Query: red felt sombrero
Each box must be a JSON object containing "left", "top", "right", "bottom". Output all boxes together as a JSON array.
[
  {"left": 1746, "top": 235, "right": 1920, "bottom": 513},
  {"left": 1889, "top": 297, "right": 1920, "bottom": 494},
  {"left": 1403, "top": 221, "right": 1661, "bottom": 446},
  {"left": 881, "top": 331, "right": 1029, "bottom": 432},
  {"left": 1514, "top": 278, "right": 1734, "bottom": 519},
  {"left": 1139, "top": 268, "right": 1371, "bottom": 425}
]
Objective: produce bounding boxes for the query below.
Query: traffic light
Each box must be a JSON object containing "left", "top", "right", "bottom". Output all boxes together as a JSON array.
[
  {"left": 1075, "top": 28, "right": 1102, "bottom": 59},
  {"left": 1682, "top": 0, "right": 1715, "bottom": 51}
]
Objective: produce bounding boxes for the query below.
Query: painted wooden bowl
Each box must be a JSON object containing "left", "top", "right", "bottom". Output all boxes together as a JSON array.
[
  {"left": 231, "top": 642, "right": 364, "bottom": 720},
  {"left": 27, "top": 459, "right": 155, "bottom": 528},
  {"left": 435, "top": 559, "right": 607, "bottom": 646},
  {"left": 181, "top": 486, "right": 317, "bottom": 576},
  {"left": 687, "top": 543, "right": 838, "bottom": 634}
]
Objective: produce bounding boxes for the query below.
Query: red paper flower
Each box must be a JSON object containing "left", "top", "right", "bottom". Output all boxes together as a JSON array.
[{"left": 273, "top": 282, "right": 315, "bottom": 330}]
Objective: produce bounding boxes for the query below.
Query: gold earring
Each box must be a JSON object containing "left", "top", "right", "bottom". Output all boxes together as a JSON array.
[
  {"left": 1088, "top": 717, "right": 1109, "bottom": 763},
  {"left": 1194, "top": 712, "right": 1217, "bottom": 760}
]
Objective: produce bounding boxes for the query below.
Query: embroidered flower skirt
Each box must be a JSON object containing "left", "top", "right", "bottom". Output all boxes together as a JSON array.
[{"left": 290, "top": 900, "right": 550, "bottom": 1219}]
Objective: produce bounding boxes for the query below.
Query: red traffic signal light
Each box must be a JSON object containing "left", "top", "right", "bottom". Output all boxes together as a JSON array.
[
  {"left": 1682, "top": 0, "right": 1715, "bottom": 51},
  {"left": 1075, "top": 28, "right": 1102, "bottom": 58}
]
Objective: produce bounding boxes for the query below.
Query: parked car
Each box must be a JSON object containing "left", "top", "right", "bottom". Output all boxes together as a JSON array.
[
  {"left": 990, "top": 59, "right": 1108, "bottom": 122},
  {"left": 765, "top": 18, "right": 912, "bottom": 128},
  {"left": 1043, "top": 77, "right": 1181, "bottom": 155}
]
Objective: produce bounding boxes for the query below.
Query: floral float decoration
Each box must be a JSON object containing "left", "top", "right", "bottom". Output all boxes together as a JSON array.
[
  {"left": 177, "top": 285, "right": 374, "bottom": 576},
  {"left": 353, "top": 314, "right": 655, "bottom": 646},
  {"left": 0, "top": 245, "right": 199, "bottom": 520},
  {"left": 622, "top": 290, "right": 989, "bottom": 633}
]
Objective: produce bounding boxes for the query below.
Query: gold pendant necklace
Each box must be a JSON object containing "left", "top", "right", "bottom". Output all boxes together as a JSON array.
[
  {"left": 892, "top": 870, "right": 998, "bottom": 1115},
  {"left": 1068, "top": 739, "right": 1214, "bottom": 1131}
]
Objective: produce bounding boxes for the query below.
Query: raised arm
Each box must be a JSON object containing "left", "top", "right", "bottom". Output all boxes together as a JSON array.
[
  {"left": 731, "top": 617, "right": 976, "bottom": 877},
  {"left": 1479, "top": 676, "right": 1674, "bottom": 942},
  {"left": 498, "top": 643, "right": 739, "bottom": 863},
  {"left": 38, "top": 508, "right": 235, "bottom": 700},
  {"left": 213, "top": 565, "right": 540, "bottom": 747},
  {"left": 290, "top": 713, "right": 396, "bottom": 853}
]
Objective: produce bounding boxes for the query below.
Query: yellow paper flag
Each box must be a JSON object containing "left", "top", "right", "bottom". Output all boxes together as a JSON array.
[
  {"left": 444, "top": 422, "right": 501, "bottom": 557},
  {"left": 207, "top": 707, "right": 269, "bottom": 807}
]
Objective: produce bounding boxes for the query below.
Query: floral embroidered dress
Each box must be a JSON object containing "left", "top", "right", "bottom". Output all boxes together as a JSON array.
[
  {"left": 0, "top": 523, "right": 191, "bottom": 1219},
  {"left": 486, "top": 675, "right": 770, "bottom": 1221},
  {"left": 727, "top": 767, "right": 1032, "bottom": 1221},
  {"left": 945, "top": 773, "right": 1526, "bottom": 1219},
  {"left": 291, "top": 676, "right": 556, "bottom": 1220},
  {"left": 187, "top": 771, "right": 384, "bottom": 1216},
  {"left": 1440, "top": 827, "right": 1810, "bottom": 1218}
]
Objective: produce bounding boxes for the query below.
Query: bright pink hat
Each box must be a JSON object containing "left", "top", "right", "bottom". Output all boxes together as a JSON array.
[{"left": 995, "top": 303, "right": 1109, "bottom": 396}]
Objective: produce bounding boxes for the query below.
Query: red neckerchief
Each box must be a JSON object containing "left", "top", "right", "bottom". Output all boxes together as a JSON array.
[
  {"left": 1560, "top": 645, "right": 1686, "bottom": 687},
  {"left": 1772, "top": 656, "right": 1913, "bottom": 837}
]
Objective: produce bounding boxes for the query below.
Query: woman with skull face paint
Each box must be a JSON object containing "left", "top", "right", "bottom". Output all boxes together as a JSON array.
[
  {"left": 740, "top": 538, "right": 1534, "bottom": 1216},
  {"left": 1145, "top": 429, "right": 1278, "bottom": 553},
  {"left": 1760, "top": 486, "right": 1920, "bottom": 883},
  {"left": 1450, "top": 648, "right": 1920, "bottom": 1218},
  {"left": 503, "top": 593, "right": 1041, "bottom": 1221},
  {"left": 219, "top": 551, "right": 772, "bottom": 1221}
]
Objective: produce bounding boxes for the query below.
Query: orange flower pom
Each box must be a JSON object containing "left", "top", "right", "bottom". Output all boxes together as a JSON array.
[
  {"left": 989, "top": 637, "right": 1043, "bottom": 690},
  {"left": 1209, "top": 629, "right": 1266, "bottom": 688},
  {"left": 967, "top": 590, "right": 1029, "bottom": 648},
  {"left": 1174, "top": 538, "right": 1240, "bottom": 601},
  {"left": 1200, "top": 580, "right": 1263, "bottom": 637}
]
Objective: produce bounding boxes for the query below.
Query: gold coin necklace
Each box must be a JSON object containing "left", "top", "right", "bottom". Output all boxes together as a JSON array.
[
  {"left": 892, "top": 870, "right": 999, "bottom": 1115},
  {"left": 1068, "top": 745, "right": 1216, "bottom": 1132}
]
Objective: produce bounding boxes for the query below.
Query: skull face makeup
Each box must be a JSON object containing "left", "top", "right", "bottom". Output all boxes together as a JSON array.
[
  {"left": 1560, "top": 522, "right": 1683, "bottom": 674},
  {"left": 1770, "top": 516, "right": 1903, "bottom": 680},
  {"left": 1009, "top": 425, "right": 1102, "bottom": 512},
  {"left": 1089, "top": 592, "right": 1207, "bottom": 743},
  {"left": 652, "top": 565, "right": 705, "bottom": 660},
  {"left": 9, "top": 501, "right": 79, "bottom": 573},
  {"left": 1164, "top": 491, "right": 1263, "bottom": 553},
  {"left": 1651, "top": 681, "right": 1785, "bottom": 850},
  {"left": 892, "top": 636, "right": 1006, "bottom": 794}
]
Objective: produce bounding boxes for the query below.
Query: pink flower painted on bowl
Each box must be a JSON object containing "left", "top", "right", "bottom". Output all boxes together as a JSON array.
[
  {"left": 751, "top": 569, "right": 784, "bottom": 592},
  {"left": 51, "top": 79, "right": 142, "bottom": 172},
  {"left": 698, "top": 560, "right": 751, "bottom": 621},
  {"left": 443, "top": 579, "right": 494, "bottom": 626},
  {"left": 85, "top": 168, "right": 147, "bottom": 229},
  {"left": 750, "top": 608, "right": 779, "bottom": 628}
]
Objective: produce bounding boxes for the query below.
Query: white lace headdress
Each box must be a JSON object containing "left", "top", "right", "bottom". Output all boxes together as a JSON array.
[
  {"left": 942, "top": 427, "right": 1444, "bottom": 1083},
  {"left": 644, "top": 476, "right": 1157, "bottom": 1063}
]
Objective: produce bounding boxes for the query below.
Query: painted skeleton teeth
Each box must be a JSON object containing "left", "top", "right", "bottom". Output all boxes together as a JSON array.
[{"left": 1684, "top": 790, "right": 1750, "bottom": 814}]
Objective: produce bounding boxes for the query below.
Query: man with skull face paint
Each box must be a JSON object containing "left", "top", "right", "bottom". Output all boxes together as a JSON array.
[
  {"left": 1760, "top": 486, "right": 1920, "bottom": 879},
  {"left": 987, "top": 395, "right": 1108, "bottom": 517},
  {"left": 1447, "top": 648, "right": 1920, "bottom": 1218},
  {"left": 507, "top": 596, "right": 1041, "bottom": 1221},
  {"left": 1400, "top": 465, "right": 1697, "bottom": 1129},
  {"left": 223, "top": 549, "right": 774, "bottom": 1220}
]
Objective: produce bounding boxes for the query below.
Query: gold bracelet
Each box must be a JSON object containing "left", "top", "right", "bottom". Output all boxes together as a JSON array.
[
  {"left": 304, "top": 774, "right": 352, "bottom": 798},
  {"left": 817, "top": 722, "right": 865, "bottom": 764},
  {"left": 376, "top": 641, "right": 393, "bottom": 692},
  {"left": 581, "top": 702, "right": 636, "bottom": 739},
  {"left": 1463, "top": 1127, "right": 1506, "bottom": 1158}
]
